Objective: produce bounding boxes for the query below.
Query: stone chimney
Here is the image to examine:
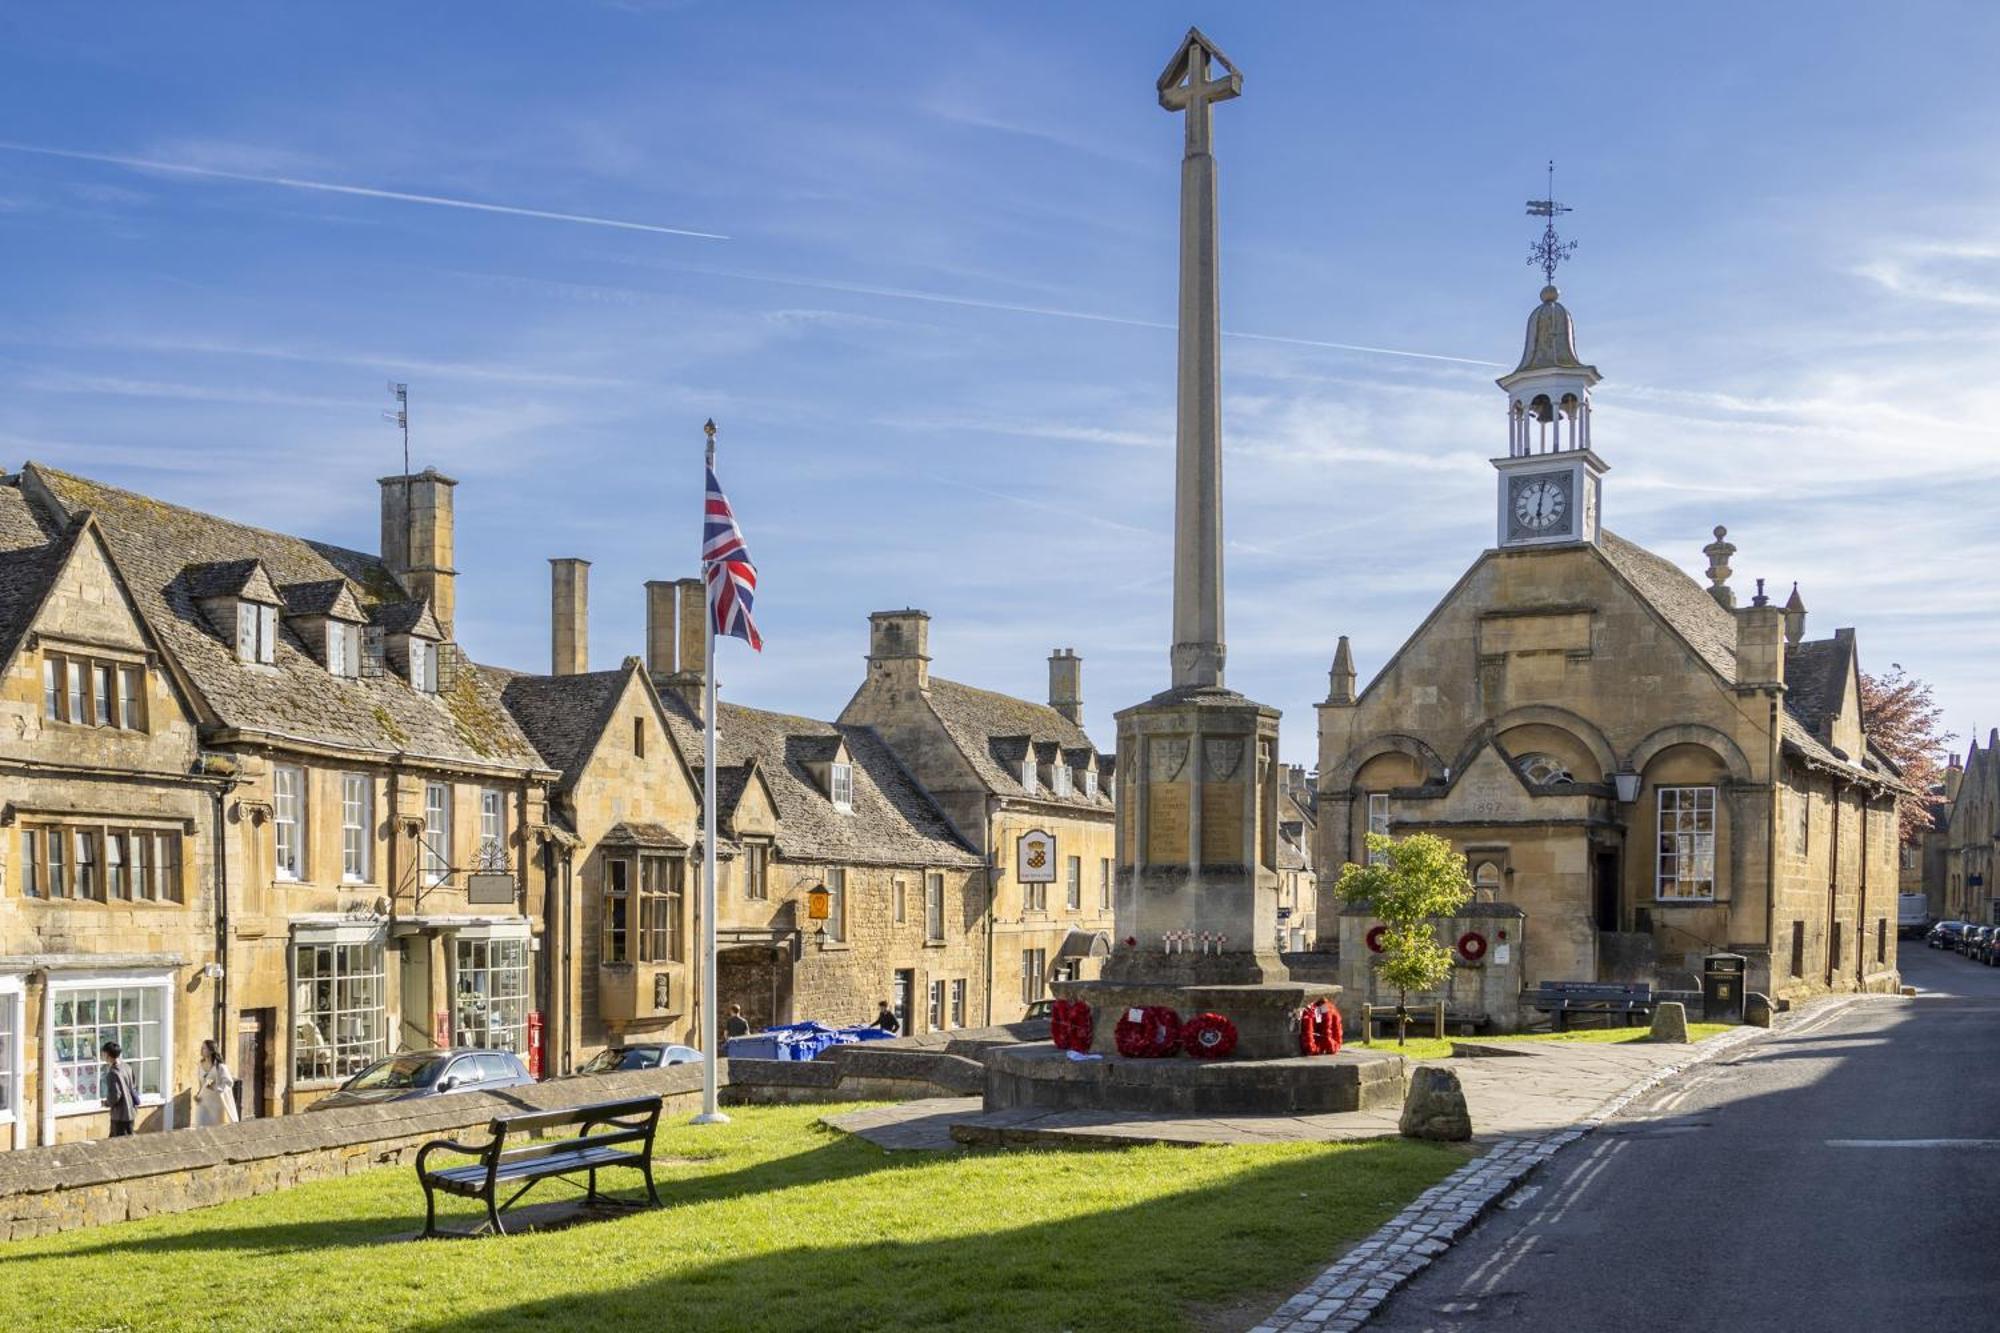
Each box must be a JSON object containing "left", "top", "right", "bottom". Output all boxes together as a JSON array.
[
  {"left": 1048, "top": 647, "right": 1083, "bottom": 724},
  {"left": 549, "top": 558, "right": 589, "bottom": 676},
  {"left": 676, "top": 577, "right": 705, "bottom": 680},
  {"left": 1327, "top": 635, "right": 1357, "bottom": 705},
  {"left": 1783, "top": 583, "right": 1807, "bottom": 646},
  {"left": 379, "top": 468, "right": 459, "bottom": 636},
  {"left": 1942, "top": 752, "right": 1964, "bottom": 802},
  {"left": 1734, "top": 577, "right": 1786, "bottom": 689},
  {"left": 867, "top": 609, "right": 931, "bottom": 692},
  {"left": 1703, "top": 526, "right": 1736, "bottom": 609},
  {"left": 645, "top": 580, "right": 678, "bottom": 676}
]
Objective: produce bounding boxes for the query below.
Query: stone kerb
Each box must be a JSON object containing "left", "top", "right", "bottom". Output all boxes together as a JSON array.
[{"left": 0, "top": 1063, "right": 709, "bottom": 1241}]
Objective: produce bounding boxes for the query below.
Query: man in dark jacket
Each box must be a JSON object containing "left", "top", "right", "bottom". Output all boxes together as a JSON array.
[
  {"left": 874, "top": 1000, "right": 900, "bottom": 1035},
  {"left": 100, "top": 1041, "right": 140, "bottom": 1138}
]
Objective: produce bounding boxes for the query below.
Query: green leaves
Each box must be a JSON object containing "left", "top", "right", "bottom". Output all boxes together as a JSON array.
[{"left": 1334, "top": 833, "right": 1473, "bottom": 1008}]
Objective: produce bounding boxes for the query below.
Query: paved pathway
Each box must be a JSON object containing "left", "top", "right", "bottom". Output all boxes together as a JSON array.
[{"left": 822, "top": 1035, "right": 1728, "bottom": 1152}]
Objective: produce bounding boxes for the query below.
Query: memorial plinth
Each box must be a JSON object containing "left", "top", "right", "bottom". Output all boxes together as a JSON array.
[{"left": 984, "top": 1045, "right": 1407, "bottom": 1116}]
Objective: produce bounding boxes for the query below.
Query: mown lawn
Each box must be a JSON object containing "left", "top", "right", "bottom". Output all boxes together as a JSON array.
[
  {"left": 1355, "top": 1021, "right": 1738, "bottom": 1062},
  {"left": 0, "top": 1103, "right": 1465, "bottom": 1333}
]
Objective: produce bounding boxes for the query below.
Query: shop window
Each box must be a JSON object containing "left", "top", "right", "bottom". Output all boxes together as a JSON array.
[
  {"left": 1657, "top": 786, "right": 1718, "bottom": 900},
  {"left": 455, "top": 936, "right": 529, "bottom": 1052},
  {"left": 51, "top": 979, "right": 168, "bottom": 1109},
  {"left": 293, "top": 941, "right": 385, "bottom": 1082}
]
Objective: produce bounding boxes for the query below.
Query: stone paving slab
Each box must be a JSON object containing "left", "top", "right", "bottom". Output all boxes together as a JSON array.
[
  {"left": 820, "top": 1098, "right": 979, "bottom": 1151},
  {"left": 949, "top": 1105, "right": 1406, "bottom": 1149}
]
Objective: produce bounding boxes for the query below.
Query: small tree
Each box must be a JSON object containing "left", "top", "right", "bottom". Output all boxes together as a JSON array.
[{"left": 1335, "top": 832, "right": 1473, "bottom": 1045}]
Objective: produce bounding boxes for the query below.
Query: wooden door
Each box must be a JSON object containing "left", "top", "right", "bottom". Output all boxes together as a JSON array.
[{"left": 235, "top": 1009, "right": 270, "bottom": 1120}]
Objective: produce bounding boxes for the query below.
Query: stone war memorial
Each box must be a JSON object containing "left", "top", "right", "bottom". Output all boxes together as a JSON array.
[{"left": 984, "top": 29, "right": 1407, "bottom": 1119}]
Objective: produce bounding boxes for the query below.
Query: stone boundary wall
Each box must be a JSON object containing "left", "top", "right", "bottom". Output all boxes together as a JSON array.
[
  {"left": 0, "top": 1063, "right": 709, "bottom": 1242},
  {"left": 719, "top": 1022, "right": 1041, "bottom": 1106}
]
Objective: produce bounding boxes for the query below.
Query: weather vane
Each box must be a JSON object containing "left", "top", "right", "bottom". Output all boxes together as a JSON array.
[{"left": 1526, "top": 160, "right": 1577, "bottom": 284}]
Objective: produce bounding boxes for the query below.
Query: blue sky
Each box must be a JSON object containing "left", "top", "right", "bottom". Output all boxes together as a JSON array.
[{"left": 3, "top": 2, "right": 1996, "bottom": 764}]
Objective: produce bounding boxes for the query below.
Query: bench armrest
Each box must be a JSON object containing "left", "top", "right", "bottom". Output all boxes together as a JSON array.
[{"left": 415, "top": 1134, "right": 497, "bottom": 1179}]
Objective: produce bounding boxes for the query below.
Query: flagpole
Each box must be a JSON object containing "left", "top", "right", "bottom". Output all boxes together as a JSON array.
[{"left": 695, "top": 419, "right": 728, "bottom": 1126}]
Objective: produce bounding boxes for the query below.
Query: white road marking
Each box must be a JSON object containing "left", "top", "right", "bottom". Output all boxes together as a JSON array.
[{"left": 1824, "top": 1139, "right": 2000, "bottom": 1149}]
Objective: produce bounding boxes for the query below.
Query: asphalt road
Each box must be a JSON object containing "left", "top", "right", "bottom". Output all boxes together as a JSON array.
[{"left": 1371, "top": 944, "right": 2000, "bottom": 1332}]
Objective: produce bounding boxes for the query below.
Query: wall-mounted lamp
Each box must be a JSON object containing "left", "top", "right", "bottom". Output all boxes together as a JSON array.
[{"left": 1613, "top": 771, "right": 1642, "bottom": 803}]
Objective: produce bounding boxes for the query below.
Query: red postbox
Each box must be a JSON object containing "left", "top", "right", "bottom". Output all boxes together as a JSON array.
[{"left": 527, "top": 1011, "right": 544, "bottom": 1078}]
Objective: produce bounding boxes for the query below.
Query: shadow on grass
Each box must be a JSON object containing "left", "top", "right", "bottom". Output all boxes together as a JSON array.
[
  {"left": 40, "top": 1128, "right": 902, "bottom": 1262},
  {"left": 396, "top": 1139, "right": 1458, "bottom": 1333}
]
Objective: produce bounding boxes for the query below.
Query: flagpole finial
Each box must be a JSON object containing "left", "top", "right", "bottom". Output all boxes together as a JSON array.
[{"left": 704, "top": 417, "right": 717, "bottom": 465}]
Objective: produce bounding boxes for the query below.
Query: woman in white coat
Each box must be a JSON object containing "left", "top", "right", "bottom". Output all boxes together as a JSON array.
[{"left": 193, "top": 1038, "right": 240, "bottom": 1128}]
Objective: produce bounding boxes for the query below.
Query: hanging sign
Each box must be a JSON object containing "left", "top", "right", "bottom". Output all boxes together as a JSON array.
[{"left": 1017, "top": 829, "right": 1057, "bottom": 883}]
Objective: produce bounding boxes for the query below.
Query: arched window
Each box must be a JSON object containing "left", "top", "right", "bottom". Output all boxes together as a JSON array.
[
  {"left": 1516, "top": 753, "right": 1574, "bottom": 787},
  {"left": 1473, "top": 861, "right": 1502, "bottom": 901}
]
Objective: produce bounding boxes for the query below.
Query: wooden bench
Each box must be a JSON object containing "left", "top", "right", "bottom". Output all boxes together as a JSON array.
[
  {"left": 414, "top": 1096, "right": 663, "bottom": 1238},
  {"left": 1529, "top": 981, "right": 1655, "bottom": 1031}
]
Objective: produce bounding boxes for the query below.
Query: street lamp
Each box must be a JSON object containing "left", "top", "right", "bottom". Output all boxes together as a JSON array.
[{"left": 1613, "top": 771, "right": 1642, "bottom": 803}]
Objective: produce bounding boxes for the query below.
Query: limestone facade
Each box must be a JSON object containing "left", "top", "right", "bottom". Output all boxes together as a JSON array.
[
  {"left": 1315, "top": 289, "right": 1906, "bottom": 1010},
  {"left": 3, "top": 463, "right": 555, "bottom": 1139},
  {"left": 1941, "top": 735, "right": 1998, "bottom": 923},
  {"left": 839, "top": 612, "right": 1117, "bottom": 1022}
]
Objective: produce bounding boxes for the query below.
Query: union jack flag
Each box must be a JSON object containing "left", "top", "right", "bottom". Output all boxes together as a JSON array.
[{"left": 702, "top": 464, "right": 762, "bottom": 651}]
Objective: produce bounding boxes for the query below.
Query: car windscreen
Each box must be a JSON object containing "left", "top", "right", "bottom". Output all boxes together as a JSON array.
[{"left": 345, "top": 1055, "right": 447, "bottom": 1091}]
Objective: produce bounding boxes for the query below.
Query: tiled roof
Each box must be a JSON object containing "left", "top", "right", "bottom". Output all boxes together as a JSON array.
[
  {"left": 1596, "top": 528, "right": 1889, "bottom": 784},
  {"left": 924, "top": 676, "right": 1112, "bottom": 811},
  {"left": 603, "top": 821, "right": 688, "bottom": 850},
  {"left": 496, "top": 665, "right": 633, "bottom": 790},
  {"left": 1783, "top": 637, "right": 1849, "bottom": 736},
  {"left": 372, "top": 598, "right": 441, "bottom": 639},
  {"left": 182, "top": 558, "right": 277, "bottom": 603},
  {"left": 0, "top": 518, "right": 73, "bottom": 676},
  {"left": 279, "top": 578, "right": 364, "bottom": 621},
  {"left": 0, "top": 480, "right": 60, "bottom": 550},
  {"left": 657, "top": 690, "right": 978, "bottom": 868},
  {"left": 22, "top": 462, "right": 544, "bottom": 771}
]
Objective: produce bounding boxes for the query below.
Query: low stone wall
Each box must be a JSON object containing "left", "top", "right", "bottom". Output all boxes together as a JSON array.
[
  {"left": 723, "top": 1046, "right": 986, "bottom": 1105},
  {"left": 0, "top": 1063, "right": 708, "bottom": 1242}
]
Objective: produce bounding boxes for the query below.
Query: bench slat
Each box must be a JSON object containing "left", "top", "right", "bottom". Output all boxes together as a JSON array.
[{"left": 428, "top": 1145, "right": 648, "bottom": 1192}]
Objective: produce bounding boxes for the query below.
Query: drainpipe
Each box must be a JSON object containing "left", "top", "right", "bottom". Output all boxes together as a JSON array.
[
  {"left": 1764, "top": 694, "right": 1780, "bottom": 994},
  {"left": 211, "top": 777, "right": 233, "bottom": 1048},
  {"left": 984, "top": 794, "right": 999, "bottom": 1027}
]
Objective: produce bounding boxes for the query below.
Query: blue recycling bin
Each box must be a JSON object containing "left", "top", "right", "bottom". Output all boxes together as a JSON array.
[{"left": 723, "top": 1034, "right": 782, "bottom": 1062}]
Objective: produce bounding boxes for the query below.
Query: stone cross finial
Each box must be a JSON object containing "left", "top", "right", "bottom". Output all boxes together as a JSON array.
[
  {"left": 1158, "top": 29, "right": 1241, "bottom": 690},
  {"left": 1703, "top": 524, "right": 1737, "bottom": 609}
]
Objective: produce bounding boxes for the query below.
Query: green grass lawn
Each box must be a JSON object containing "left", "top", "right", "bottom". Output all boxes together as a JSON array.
[
  {"left": 1355, "top": 1021, "right": 1738, "bottom": 1062},
  {"left": 0, "top": 1103, "right": 1464, "bottom": 1333}
]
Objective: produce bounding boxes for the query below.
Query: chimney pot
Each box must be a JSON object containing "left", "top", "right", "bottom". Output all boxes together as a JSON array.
[
  {"left": 550, "top": 558, "right": 590, "bottom": 675},
  {"left": 1048, "top": 646, "right": 1083, "bottom": 724}
]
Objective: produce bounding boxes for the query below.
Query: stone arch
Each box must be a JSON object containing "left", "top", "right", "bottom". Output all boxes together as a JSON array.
[
  {"left": 1326, "top": 734, "right": 1447, "bottom": 791},
  {"left": 1624, "top": 723, "right": 1753, "bottom": 785},
  {"left": 1489, "top": 705, "right": 1618, "bottom": 779}
]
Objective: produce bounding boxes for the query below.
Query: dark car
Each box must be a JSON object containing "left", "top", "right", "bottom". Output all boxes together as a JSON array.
[
  {"left": 1979, "top": 929, "right": 2000, "bottom": 966},
  {"left": 1929, "top": 921, "right": 1965, "bottom": 950},
  {"left": 578, "top": 1043, "right": 701, "bottom": 1074},
  {"left": 1964, "top": 925, "right": 1993, "bottom": 959},
  {"left": 306, "top": 1048, "right": 533, "bottom": 1110}
]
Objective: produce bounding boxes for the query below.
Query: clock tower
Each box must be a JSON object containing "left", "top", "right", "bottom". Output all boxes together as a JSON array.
[{"left": 1493, "top": 282, "right": 1604, "bottom": 548}]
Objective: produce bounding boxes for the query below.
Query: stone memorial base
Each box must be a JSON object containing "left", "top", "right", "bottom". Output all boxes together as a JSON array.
[
  {"left": 1053, "top": 977, "right": 1337, "bottom": 1061},
  {"left": 983, "top": 1044, "right": 1408, "bottom": 1116}
]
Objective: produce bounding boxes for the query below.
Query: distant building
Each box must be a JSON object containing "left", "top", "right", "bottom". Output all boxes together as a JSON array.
[
  {"left": 840, "top": 613, "right": 1116, "bottom": 1023},
  {"left": 1942, "top": 737, "right": 1997, "bottom": 924}
]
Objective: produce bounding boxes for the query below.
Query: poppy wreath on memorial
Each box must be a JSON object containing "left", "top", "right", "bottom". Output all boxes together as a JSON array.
[
  {"left": 1299, "top": 999, "right": 1343, "bottom": 1056},
  {"left": 1181, "top": 1011, "right": 1238, "bottom": 1059},
  {"left": 1114, "top": 1005, "right": 1183, "bottom": 1058},
  {"left": 1456, "top": 930, "right": 1489, "bottom": 963},
  {"left": 1049, "top": 998, "right": 1095, "bottom": 1052}
]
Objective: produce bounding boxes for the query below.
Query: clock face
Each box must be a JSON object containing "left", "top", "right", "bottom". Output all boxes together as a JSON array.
[{"left": 1511, "top": 476, "right": 1570, "bottom": 533}]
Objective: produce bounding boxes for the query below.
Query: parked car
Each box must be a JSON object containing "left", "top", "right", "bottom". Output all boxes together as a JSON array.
[
  {"left": 1979, "top": 929, "right": 2000, "bottom": 966},
  {"left": 1929, "top": 921, "right": 1966, "bottom": 949},
  {"left": 577, "top": 1043, "right": 701, "bottom": 1074},
  {"left": 1951, "top": 923, "right": 1977, "bottom": 955},
  {"left": 1963, "top": 925, "right": 1993, "bottom": 959},
  {"left": 1023, "top": 998, "right": 1053, "bottom": 1020},
  {"left": 306, "top": 1048, "right": 533, "bottom": 1110}
]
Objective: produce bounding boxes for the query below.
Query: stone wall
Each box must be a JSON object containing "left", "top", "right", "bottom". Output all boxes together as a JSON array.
[{"left": 0, "top": 1062, "right": 705, "bottom": 1241}]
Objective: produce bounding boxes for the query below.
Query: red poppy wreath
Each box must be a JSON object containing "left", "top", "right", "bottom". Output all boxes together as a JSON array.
[
  {"left": 1049, "top": 998, "right": 1095, "bottom": 1052},
  {"left": 1181, "top": 1011, "right": 1238, "bottom": 1059},
  {"left": 1114, "top": 1005, "right": 1182, "bottom": 1058}
]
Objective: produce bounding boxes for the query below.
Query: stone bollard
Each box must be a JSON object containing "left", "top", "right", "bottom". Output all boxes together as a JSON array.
[
  {"left": 1744, "top": 992, "right": 1774, "bottom": 1028},
  {"left": 1649, "top": 1000, "right": 1690, "bottom": 1043},
  {"left": 1399, "top": 1065, "right": 1472, "bottom": 1141}
]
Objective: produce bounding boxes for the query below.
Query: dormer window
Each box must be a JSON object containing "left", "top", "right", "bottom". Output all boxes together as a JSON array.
[
  {"left": 326, "top": 623, "right": 362, "bottom": 680},
  {"left": 1052, "top": 764, "right": 1073, "bottom": 798},
  {"left": 236, "top": 601, "right": 279, "bottom": 665},
  {"left": 830, "top": 762, "right": 854, "bottom": 813},
  {"left": 407, "top": 638, "right": 437, "bottom": 694},
  {"left": 1020, "top": 757, "right": 1037, "bottom": 795},
  {"left": 1084, "top": 768, "right": 1099, "bottom": 800}
]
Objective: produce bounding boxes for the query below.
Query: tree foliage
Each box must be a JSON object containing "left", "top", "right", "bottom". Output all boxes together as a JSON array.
[
  {"left": 1334, "top": 833, "right": 1472, "bottom": 1043},
  {"left": 1860, "top": 663, "right": 1957, "bottom": 843}
]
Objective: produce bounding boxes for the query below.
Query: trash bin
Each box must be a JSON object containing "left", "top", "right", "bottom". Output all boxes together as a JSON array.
[
  {"left": 1702, "top": 953, "right": 1747, "bottom": 1023},
  {"left": 724, "top": 1034, "right": 782, "bottom": 1062}
]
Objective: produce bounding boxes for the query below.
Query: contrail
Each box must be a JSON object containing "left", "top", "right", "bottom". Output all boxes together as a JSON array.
[
  {"left": 0, "top": 141, "right": 728, "bottom": 241},
  {"left": 627, "top": 259, "right": 1505, "bottom": 367}
]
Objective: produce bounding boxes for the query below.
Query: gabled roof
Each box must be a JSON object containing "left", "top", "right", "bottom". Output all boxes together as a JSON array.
[
  {"left": 1784, "top": 635, "right": 1852, "bottom": 739},
  {"left": 279, "top": 578, "right": 365, "bottom": 622},
  {"left": 923, "top": 676, "right": 1112, "bottom": 811},
  {"left": 371, "top": 598, "right": 442, "bottom": 639},
  {"left": 182, "top": 558, "right": 280, "bottom": 604},
  {"left": 0, "top": 519, "right": 79, "bottom": 676},
  {"left": 657, "top": 691, "right": 977, "bottom": 868},
  {"left": 496, "top": 666, "right": 633, "bottom": 790},
  {"left": 1597, "top": 531, "right": 1738, "bottom": 680},
  {"left": 19, "top": 462, "right": 543, "bottom": 771}
]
